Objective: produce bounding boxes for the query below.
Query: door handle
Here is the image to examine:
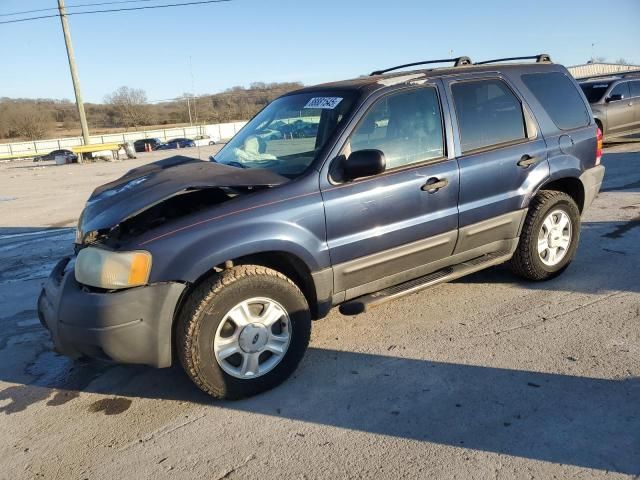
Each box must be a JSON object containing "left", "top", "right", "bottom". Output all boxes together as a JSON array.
[
  {"left": 517, "top": 155, "right": 538, "bottom": 168},
  {"left": 421, "top": 177, "right": 448, "bottom": 192}
]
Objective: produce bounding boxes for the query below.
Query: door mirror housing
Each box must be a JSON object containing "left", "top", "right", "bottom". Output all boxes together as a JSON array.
[
  {"left": 343, "top": 149, "right": 386, "bottom": 181},
  {"left": 606, "top": 93, "right": 623, "bottom": 102}
]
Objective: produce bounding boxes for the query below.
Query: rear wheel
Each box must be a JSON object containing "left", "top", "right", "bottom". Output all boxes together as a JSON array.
[
  {"left": 509, "top": 190, "right": 581, "bottom": 281},
  {"left": 176, "top": 265, "right": 311, "bottom": 399}
]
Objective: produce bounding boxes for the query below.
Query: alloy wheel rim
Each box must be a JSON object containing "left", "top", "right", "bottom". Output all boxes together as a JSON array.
[
  {"left": 213, "top": 297, "right": 291, "bottom": 379},
  {"left": 538, "top": 209, "right": 572, "bottom": 266}
]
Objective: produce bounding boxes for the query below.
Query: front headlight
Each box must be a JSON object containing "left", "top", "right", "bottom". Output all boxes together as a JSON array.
[{"left": 75, "top": 247, "right": 152, "bottom": 289}]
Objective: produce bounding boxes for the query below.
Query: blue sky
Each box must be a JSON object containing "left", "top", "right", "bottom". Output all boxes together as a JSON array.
[{"left": 1, "top": 0, "right": 639, "bottom": 103}]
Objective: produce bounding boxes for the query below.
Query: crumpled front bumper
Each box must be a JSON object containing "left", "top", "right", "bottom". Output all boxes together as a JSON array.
[{"left": 37, "top": 257, "right": 186, "bottom": 368}]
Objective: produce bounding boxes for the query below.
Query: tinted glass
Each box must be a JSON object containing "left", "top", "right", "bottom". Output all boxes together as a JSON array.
[
  {"left": 580, "top": 82, "right": 612, "bottom": 103},
  {"left": 348, "top": 87, "right": 444, "bottom": 169},
  {"left": 522, "top": 72, "right": 590, "bottom": 130},
  {"left": 631, "top": 81, "right": 640, "bottom": 98},
  {"left": 452, "top": 79, "right": 525, "bottom": 153},
  {"left": 610, "top": 82, "right": 630, "bottom": 99}
]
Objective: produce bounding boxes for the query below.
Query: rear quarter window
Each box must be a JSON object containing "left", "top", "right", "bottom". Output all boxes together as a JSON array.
[{"left": 522, "top": 72, "right": 590, "bottom": 130}]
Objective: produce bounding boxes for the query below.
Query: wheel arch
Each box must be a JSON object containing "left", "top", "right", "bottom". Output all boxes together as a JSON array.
[
  {"left": 594, "top": 117, "right": 603, "bottom": 134},
  {"left": 539, "top": 177, "right": 586, "bottom": 213},
  {"left": 176, "top": 249, "right": 330, "bottom": 323}
]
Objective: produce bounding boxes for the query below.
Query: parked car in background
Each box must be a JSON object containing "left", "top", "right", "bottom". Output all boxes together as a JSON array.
[
  {"left": 34, "top": 149, "right": 78, "bottom": 163},
  {"left": 133, "top": 138, "right": 163, "bottom": 153},
  {"left": 39, "top": 54, "right": 604, "bottom": 400},
  {"left": 579, "top": 71, "right": 640, "bottom": 139},
  {"left": 193, "top": 134, "right": 216, "bottom": 147},
  {"left": 156, "top": 138, "right": 196, "bottom": 150}
]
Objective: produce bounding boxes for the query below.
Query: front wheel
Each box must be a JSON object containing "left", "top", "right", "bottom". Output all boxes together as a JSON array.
[
  {"left": 176, "top": 265, "right": 311, "bottom": 400},
  {"left": 509, "top": 190, "right": 581, "bottom": 281}
]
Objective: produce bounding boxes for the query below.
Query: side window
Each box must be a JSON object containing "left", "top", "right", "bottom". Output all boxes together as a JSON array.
[
  {"left": 452, "top": 79, "right": 526, "bottom": 153},
  {"left": 521, "top": 72, "right": 590, "bottom": 130},
  {"left": 348, "top": 87, "right": 444, "bottom": 170},
  {"left": 610, "top": 82, "right": 630, "bottom": 100},
  {"left": 631, "top": 81, "right": 640, "bottom": 98}
]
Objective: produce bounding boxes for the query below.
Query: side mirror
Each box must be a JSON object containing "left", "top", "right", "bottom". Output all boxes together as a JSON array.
[
  {"left": 343, "top": 149, "right": 386, "bottom": 181},
  {"left": 606, "top": 93, "right": 623, "bottom": 102}
]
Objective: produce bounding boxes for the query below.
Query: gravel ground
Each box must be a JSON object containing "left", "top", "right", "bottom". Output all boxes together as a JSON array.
[{"left": 0, "top": 142, "right": 638, "bottom": 479}]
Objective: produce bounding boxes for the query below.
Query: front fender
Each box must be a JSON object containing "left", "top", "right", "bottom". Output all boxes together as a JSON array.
[
  {"left": 143, "top": 192, "right": 330, "bottom": 284},
  {"left": 159, "top": 221, "right": 327, "bottom": 283}
]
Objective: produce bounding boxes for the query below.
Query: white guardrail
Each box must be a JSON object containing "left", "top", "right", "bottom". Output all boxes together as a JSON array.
[{"left": 0, "top": 121, "right": 248, "bottom": 158}]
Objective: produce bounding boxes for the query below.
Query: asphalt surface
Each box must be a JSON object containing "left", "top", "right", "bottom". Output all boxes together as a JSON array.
[{"left": 0, "top": 142, "right": 638, "bottom": 479}]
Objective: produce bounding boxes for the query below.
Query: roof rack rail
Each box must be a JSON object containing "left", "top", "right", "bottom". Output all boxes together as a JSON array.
[
  {"left": 370, "top": 56, "right": 472, "bottom": 76},
  {"left": 475, "top": 54, "right": 552, "bottom": 65}
]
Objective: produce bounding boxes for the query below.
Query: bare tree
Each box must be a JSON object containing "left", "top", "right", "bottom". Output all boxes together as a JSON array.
[
  {"left": 615, "top": 58, "right": 630, "bottom": 65},
  {"left": 2, "top": 104, "right": 54, "bottom": 140},
  {"left": 104, "top": 86, "right": 151, "bottom": 128}
]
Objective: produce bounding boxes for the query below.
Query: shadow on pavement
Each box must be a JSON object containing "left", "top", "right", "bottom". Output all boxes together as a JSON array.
[
  {"left": 456, "top": 219, "right": 640, "bottom": 294},
  {"left": 600, "top": 150, "right": 640, "bottom": 192},
  {"left": 0, "top": 348, "right": 638, "bottom": 474}
]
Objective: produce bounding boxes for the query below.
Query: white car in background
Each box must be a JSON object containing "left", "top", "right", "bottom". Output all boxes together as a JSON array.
[{"left": 193, "top": 134, "right": 217, "bottom": 147}]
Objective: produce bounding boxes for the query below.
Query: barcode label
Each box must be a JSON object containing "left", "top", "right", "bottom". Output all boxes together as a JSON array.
[{"left": 304, "top": 97, "right": 343, "bottom": 109}]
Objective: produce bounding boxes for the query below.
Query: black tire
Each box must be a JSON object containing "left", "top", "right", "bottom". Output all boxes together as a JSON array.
[
  {"left": 176, "top": 265, "right": 311, "bottom": 400},
  {"left": 509, "top": 190, "right": 581, "bottom": 281}
]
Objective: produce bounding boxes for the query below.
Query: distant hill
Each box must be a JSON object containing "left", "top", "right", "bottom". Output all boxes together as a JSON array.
[{"left": 0, "top": 81, "right": 303, "bottom": 142}]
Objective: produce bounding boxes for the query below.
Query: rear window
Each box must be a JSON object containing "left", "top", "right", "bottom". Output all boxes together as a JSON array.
[
  {"left": 522, "top": 72, "right": 590, "bottom": 130},
  {"left": 580, "top": 82, "right": 612, "bottom": 103},
  {"left": 631, "top": 81, "right": 640, "bottom": 98},
  {"left": 451, "top": 79, "right": 526, "bottom": 153}
]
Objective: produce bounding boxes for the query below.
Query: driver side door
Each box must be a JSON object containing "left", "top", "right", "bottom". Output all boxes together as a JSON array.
[{"left": 320, "top": 84, "right": 460, "bottom": 298}]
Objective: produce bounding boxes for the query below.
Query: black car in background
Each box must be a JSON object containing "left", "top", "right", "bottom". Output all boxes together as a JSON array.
[
  {"left": 156, "top": 138, "right": 196, "bottom": 150},
  {"left": 133, "top": 138, "right": 163, "bottom": 153},
  {"left": 34, "top": 149, "right": 78, "bottom": 163}
]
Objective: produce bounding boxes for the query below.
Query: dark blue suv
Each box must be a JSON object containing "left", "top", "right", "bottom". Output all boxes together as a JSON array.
[{"left": 38, "top": 54, "right": 605, "bottom": 399}]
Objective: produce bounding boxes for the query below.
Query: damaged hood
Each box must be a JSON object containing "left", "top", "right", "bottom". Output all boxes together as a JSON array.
[{"left": 79, "top": 155, "right": 287, "bottom": 236}]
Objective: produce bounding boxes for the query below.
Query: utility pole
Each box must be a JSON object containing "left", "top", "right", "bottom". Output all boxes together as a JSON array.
[
  {"left": 58, "top": 0, "right": 90, "bottom": 154},
  {"left": 186, "top": 96, "right": 193, "bottom": 126}
]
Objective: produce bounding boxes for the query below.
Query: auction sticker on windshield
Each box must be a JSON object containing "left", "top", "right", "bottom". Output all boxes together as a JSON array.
[{"left": 304, "top": 97, "right": 343, "bottom": 109}]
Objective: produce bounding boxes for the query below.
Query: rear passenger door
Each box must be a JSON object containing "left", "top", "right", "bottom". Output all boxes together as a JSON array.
[{"left": 445, "top": 76, "right": 548, "bottom": 254}]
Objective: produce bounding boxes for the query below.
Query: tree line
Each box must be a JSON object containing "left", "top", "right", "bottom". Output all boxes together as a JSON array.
[{"left": 0, "top": 81, "right": 303, "bottom": 141}]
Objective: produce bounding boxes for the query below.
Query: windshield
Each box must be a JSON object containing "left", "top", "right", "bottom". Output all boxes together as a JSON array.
[
  {"left": 580, "top": 82, "right": 612, "bottom": 103},
  {"left": 214, "top": 92, "right": 356, "bottom": 177}
]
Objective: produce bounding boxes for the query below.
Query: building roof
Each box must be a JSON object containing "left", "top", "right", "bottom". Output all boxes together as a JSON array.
[{"left": 568, "top": 63, "right": 640, "bottom": 79}]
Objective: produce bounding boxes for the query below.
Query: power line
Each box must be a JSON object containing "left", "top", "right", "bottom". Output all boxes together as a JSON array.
[
  {"left": 0, "top": 0, "right": 156, "bottom": 17},
  {"left": 0, "top": 0, "right": 233, "bottom": 25}
]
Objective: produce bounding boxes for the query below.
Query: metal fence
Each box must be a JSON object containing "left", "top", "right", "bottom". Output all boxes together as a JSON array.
[{"left": 0, "top": 121, "right": 248, "bottom": 158}]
